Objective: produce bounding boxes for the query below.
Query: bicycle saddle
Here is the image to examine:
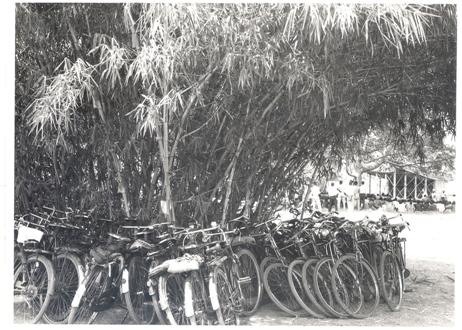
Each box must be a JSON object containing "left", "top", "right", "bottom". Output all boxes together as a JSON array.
[
  {"left": 149, "top": 259, "right": 173, "bottom": 277},
  {"left": 129, "top": 239, "right": 154, "bottom": 251},
  {"left": 90, "top": 244, "right": 124, "bottom": 264},
  {"left": 108, "top": 232, "right": 131, "bottom": 242},
  {"left": 167, "top": 254, "right": 204, "bottom": 273}
]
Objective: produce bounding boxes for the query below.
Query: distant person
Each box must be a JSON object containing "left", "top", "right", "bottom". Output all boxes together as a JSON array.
[
  {"left": 346, "top": 180, "right": 355, "bottom": 212},
  {"left": 353, "top": 181, "right": 361, "bottom": 210},
  {"left": 309, "top": 181, "right": 322, "bottom": 211},
  {"left": 326, "top": 181, "right": 338, "bottom": 212},
  {"left": 441, "top": 190, "right": 447, "bottom": 203},
  {"left": 431, "top": 189, "right": 438, "bottom": 202},
  {"left": 337, "top": 180, "right": 347, "bottom": 210},
  {"left": 422, "top": 190, "right": 430, "bottom": 202}
]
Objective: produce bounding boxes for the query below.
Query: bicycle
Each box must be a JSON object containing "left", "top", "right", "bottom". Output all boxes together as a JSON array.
[
  {"left": 377, "top": 214, "right": 409, "bottom": 311},
  {"left": 259, "top": 217, "right": 308, "bottom": 317},
  {"left": 330, "top": 220, "right": 380, "bottom": 318},
  {"left": 14, "top": 214, "right": 56, "bottom": 323},
  {"left": 67, "top": 228, "right": 143, "bottom": 324}
]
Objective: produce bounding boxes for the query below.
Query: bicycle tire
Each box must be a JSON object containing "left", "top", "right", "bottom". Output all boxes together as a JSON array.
[
  {"left": 43, "top": 253, "right": 82, "bottom": 324},
  {"left": 313, "top": 257, "right": 348, "bottom": 318},
  {"left": 14, "top": 254, "right": 56, "bottom": 324},
  {"left": 124, "top": 256, "right": 156, "bottom": 324},
  {"left": 186, "top": 270, "right": 211, "bottom": 325},
  {"left": 379, "top": 251, "right": 403, "bottom": 311},
  {"left": 263, "top": 262, "right": 307, "bottom": 317},
  {"left": 67, "top": 265, "right": 109, "bottom": 324},
  {"left": 333, "top": 254, "right": 380, "bottom": 318},
  {"left": 159, "top": 273, "right": 189, "bottom": 325},
  {"left": 213, "top": 266, "right": 240, "bottom": 325},
  {"left": 370, "top": 245, "right": 384, "bottom": 277},
  {"left": 301, "top": 257, "right": 331, "bottom": 317},
  {"left": 260, "top": 256, "right": 278, "bottom": 275},
  {"left": 148, "top": 260, "right": 169, "bottom": 324},
  {"left": 287, "top": 259, "right": 325, "bottom": 318},
  {"left": 235, "top": 248, "right": 263, "bottom": 316},
  {"left": 331, "top": 256, "right": 363, "bottom": 317}
]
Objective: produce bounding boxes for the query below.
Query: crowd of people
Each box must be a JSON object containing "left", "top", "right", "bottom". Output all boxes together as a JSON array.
[
  {"left": 308, "top": 180, "right": 361, "bottom": 212},
  {"left": 306, "top": 179, "right": 453, "bottom": 213}
]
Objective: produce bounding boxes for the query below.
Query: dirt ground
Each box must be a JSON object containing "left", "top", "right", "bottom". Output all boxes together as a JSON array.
[{"left": 89, "top": 210, "right": 456, "bottom": 326}]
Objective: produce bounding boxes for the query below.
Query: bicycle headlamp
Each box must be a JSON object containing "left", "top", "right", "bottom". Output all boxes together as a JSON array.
[{"left": 321, "top": 228, "right": 330, "bottom": 237}]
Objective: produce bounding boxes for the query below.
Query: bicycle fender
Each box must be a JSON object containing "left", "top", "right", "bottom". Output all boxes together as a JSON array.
[
  {"left": 159, "top": 277, "right": 169, "bottom": 310},
  {"left": 147, "top": 279, "right": 156, "bottom": 296},
  {"left": 184, "top": 280, "right": 194, "bottom": 318},
  {"left": 71, "top": 282, "right": 86, "bottom": 308},
  {"left": 121, "top": 268, "right": 129, "bottom": 294},
  {"left": 231, "top": 236, "right": 256, "bottom": 247},
  {"left": 208, "top": 274, "right": 220, "bottom": 310}
]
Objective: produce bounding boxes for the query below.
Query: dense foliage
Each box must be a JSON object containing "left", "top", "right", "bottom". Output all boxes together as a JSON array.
[{"left": 16, "top": 3, "right": 456, "bottom": 225}]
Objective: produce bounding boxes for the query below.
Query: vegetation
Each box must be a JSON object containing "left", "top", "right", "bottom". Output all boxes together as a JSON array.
[{"left": 16, "top": 3, "right": 456, "bottom": 225}]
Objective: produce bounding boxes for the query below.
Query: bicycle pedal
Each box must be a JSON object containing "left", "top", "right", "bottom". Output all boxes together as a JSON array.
[{"left": 237, "top": 276, "right": 251, "bottom": 285}]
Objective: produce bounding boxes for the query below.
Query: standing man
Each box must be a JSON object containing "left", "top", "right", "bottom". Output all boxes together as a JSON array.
[
  {"left": 337, "top": 180, "right": 347, "bottom": 210},
  {"left": 353, "top": 181, "right": 361, "bottom": 210},
  {"left": 326, "top": 181, "right": 338, "bottom": 212},
  {"left": 346, "top": 181, "right": 355, "bottom": 212},
  {"left": 309, "top": 181, "right": 322, "bottom": 211}
]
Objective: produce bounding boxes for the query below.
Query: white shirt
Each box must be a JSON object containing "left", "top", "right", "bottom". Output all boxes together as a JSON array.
[
  {"left": 310, "top": 185, "right": 320, "bottom": 197},
  {"left": 326, "top": 182, "right": 338, "bottom": 197}
]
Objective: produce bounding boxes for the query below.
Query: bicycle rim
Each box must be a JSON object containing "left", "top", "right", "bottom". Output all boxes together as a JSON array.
[
  {"left": 14, "top": 255, "right": 55, "bottom": 324},
  {"left": 188, "top": 271, "right": 210, "bottom": 325},
  {"left": 301, "top": 258, "right": 330, "bottom": 317},
  {"left": 125, "top": 256, "right": 156, "bottom": 324},
  {"left": 380, "top": 251, "right": 403, "bottom": 311},
  {"left": 162, "top": 273, "right": 189, "bottom": 325},
  {"left": 313, "top": 257, "right": 347, "bottom": 318},
  {"left": 69, "top": 266, "right": 108, "bottom": 324},
  {"left": 336, "top": 254, "right": 380, "bottom": 318},
  {"left": 332, "top": 257, "right": 363, "bottom": 317},
  {"left": 288, "top": 259, "right": 325, "bottom": 318},
  {"left": 43, "top": 253, "right": 82, "bottom": 324},
  {"left": 235, "top": 248, "right": 263, "bottom": 316},
  {"left": 213, "top": 267, "right": 240, "bottom": 325},
  {"left": 263, "top": 263, "right": 306, "bottom": 317},
  {"left": 259, "top": 256, "right": 278, "bottom": 275}
]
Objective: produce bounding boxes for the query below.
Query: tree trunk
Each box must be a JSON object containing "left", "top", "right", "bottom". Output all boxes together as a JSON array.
[
  {"left": 221, "top": 135, "right": 244, "bottom": 226},
  {"left": 110, "top": 151, "right": 131, "bottom": 217}
]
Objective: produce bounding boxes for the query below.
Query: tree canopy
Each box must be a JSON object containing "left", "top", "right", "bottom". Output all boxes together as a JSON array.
[{"left": 16, "top": 3, "right": 456, "bottom": 225}]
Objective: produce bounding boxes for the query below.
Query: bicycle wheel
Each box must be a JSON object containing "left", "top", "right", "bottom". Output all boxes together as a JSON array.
[
  {"left": 301, "top": 258, "right": 331, "bottom": 317},
  {"left": 14, "top": 248, "right": 21, "bottom": 274},
  {"left": 333, "top": 254, "right": 380, "bottom": 318},
  {"left": 213, "top": 266, "right": 240, "bottom": 325},
  {"left": 186, "top": 270, "right": 211, "bottom": 325},
  {"left": 260, "top": 256, "right": 278, "bottom": 275},
  {"left": 159, "top": 273, "right": 189, "bottom": 325},
  {"left": 148, "top": 260, "right": 169, "bottom": 324},
  {"left": 68, "top": 266, "right": 109, "bottom": 324},
  {"left": 313, "top": 257, "right": 348, "bottom": 318},
  {"left": 331, "top": 257, "right": 363, "bottom": 317},
  {"left": 124, "top": 256, "right": 156, "bottom": 324},
  {"left": 288, "top": 259, "right": 325, "bottom": 318},
  {"left": 14, "top": 255, "right": 56, "bottom": 323},
  {"left": 235, "top": 248, "right": 263, "bottom": 316},
  {"left": 152, "top": 289, "right": 169, "bottom": 324},
  {"left": 263, "top": 262, "right": 307, "bottom": 316},
  {"left": 370, "top": 245, "right": 384, "bottom": 276},
  {"left": 43, "top": 253, "right": 82, "bottom": 324},
  {"left": 379, "top": 251, "right": 403, "bottom": 311}
]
